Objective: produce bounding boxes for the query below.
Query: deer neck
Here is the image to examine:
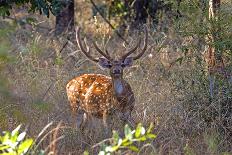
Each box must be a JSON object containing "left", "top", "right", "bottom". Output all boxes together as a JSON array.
[{"left": 112, "top": 77, "right": 126, "bottom": 98}]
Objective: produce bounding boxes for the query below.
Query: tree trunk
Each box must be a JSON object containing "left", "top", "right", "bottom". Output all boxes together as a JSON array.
[
  {"left": 55, "top": 0, "right": 74, "bottom": 35},
  {"left": 206, "top": 0, "right": 228, "bottom": 98},
  {"left": 207, "top": 0, "right": 224, "bottom": 76},
  {"left": 131, "top": 0, "right": 158, "bottom": 29}
]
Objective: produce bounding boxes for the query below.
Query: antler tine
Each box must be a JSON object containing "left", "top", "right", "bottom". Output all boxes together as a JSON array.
[
  {"left": 121, "top": 27, "right": 148, "bottom": 60},
  {"left": 105, "top": 49, "right": 110, "bottom": 56},
  {"left": 131, "top": 26, "right": 148, "bottom": 60},
  {"left": 93, "top": 41, "right": 112, "bottom": 60},
  {"left": 76, "top": 27, "right": 98, "bottom": 62},
  {"left": 121, "top": 37, "right": 141, "bottom": 60}
]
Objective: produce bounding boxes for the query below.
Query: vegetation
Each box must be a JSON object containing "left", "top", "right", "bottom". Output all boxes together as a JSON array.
[
  {"left": 0, "top": 125, "right": 33, "bottom": 155},
  {"left": 0, "top": 0, "right": 63, "bottom": 17},
  {"left": 0, "top": 123, "right": 156, "bottom": 154},
  {"left": 95, "top": 123, "right": 156, "bottom": 154},
  {"left": 0, "top": 0, "right": 231, "bottom": 154}
]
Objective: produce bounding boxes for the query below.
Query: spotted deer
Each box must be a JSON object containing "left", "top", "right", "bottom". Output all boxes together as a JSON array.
[{"left": 66, "top": 27, "right": 148, "bottom": 129}]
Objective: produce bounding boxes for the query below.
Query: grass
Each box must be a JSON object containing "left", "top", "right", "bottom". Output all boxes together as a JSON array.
[{"left": 0, "top": 0, "right": 232, "bottom": 154}]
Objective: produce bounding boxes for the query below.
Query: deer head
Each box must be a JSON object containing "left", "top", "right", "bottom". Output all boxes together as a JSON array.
[{"left": 76, "top": 27, "right": 148, "bottom": 87}]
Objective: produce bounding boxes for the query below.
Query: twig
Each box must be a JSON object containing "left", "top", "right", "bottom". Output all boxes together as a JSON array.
[
  {"left": 89, "top": 0, "right": 128, "bottom": 44},
  {"left": 4, "top": 16, "right": 51, "bottom": 30},
  {"left": 91, "top": 138, "right": 113, "bottom": 148}
]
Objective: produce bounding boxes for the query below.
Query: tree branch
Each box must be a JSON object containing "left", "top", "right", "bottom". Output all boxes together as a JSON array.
[{"left": 89, "top": 0, "right": 128, "bottom": 44}]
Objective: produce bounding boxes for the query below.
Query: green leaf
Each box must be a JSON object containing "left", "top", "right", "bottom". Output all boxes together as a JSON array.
[
  {"left": 98, "top": 151, "right": 106, "bottom": 155},
  {"left": 111, "top": 145, "right": 119, "bottom": 152},
  {"left": 135, "top": 123, "right": 142, "bottom": 138},
  {"left": 83, "top": 151, "right": 89, "bottom": 155},
  {"left": 128, "top": 145, "right": 139, "bottom": 152},
  {"left": 124, "top": 124, "right": 132, "bottom": 141},
  {"left": 141, "top": 127, "right": 146, "bottom": 135},
  {"left": 18, "top": 139, "right": 33, "bottom": 154},
  {"left": 38, "top": 150, "right": 46, "bottom": 155},
  {"left": 146, "top": 133, "right": 157, "bottom": 139},
  {"left": 0, "top": 144, "right": 10, "bottom": 151},
  {"left": 1, "top": 152, "right": 16, "bottom": 155},
  {"left": 105, "top": 146, "right": 114, "bottom": 152},
  {"left": 3, "top": 132, "right": 10, "bottom": 143},
  {"left": 112, "top": 130, "right": 119, "bottom": 145},
  {"left": 17, "top": 131, "right": 26, "bottom": 142},
  {"left": 122, "top": 141, "right": 132, "bottom": 146},
  {"left": 12, "top": 125, "right": 21, "bottom": 137},
  {"left": 175, "top": 57, "right": 184, "bottom": 65},
  {"left": 147, "top": 123, "right": 154, "bottom": 134},
  {"left": 137, "top": 136, "right": 147, "bottom": 142},
  {"left": 117, "top": 138, "right": 122, "bottom": 146}
]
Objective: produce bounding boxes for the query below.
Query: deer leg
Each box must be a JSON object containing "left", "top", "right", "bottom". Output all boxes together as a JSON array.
[
  {"left": 71, "top": 111, "right": 76, "bottom": 128},
  {"left": 121, "top": 108, "right": 135, "bottom": 128},
  {"left": 103, "top": 111, "right": 110, "bottom": 136},
  {"left": 80, "top": 113, "right": 88, "bottom": 131},
  {"left": 71, "top": 107, "right": 78, "bottom": 128},
  {"left": 126, "top": 112, "right": 135, "bottom": 128}
]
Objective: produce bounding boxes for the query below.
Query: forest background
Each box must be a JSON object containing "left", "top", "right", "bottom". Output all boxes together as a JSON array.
[{"left": 0, "top": 0, "right": 231, "bottom": 154}]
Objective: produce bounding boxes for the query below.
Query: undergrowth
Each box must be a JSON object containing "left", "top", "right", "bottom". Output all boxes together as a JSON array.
[{"left": 0, "top": 0, "right": 231, "bottom": 154}]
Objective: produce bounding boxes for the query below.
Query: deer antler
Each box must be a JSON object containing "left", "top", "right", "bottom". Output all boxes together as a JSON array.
[
  {"left": 93, "top": 41, "right": 112, "bottom": 60},
  {"left": 76, "top": 27, "right": 98, "bottom": 62},
  {"left": 121, "top": 38, "right": 141, "bottom": 60},
  {"left": 76, "top": 27, "right": 112, "bottom": 61},
  {"left": 121, "top": 26, "right": 148, "bottom": 60}
]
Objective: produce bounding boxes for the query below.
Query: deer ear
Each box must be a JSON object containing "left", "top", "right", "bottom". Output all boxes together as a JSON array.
[
  {"left": 122, "top": 57, "right": 133, "bottom": 67},
  {"left": 98, "top": 57, "right": 112, "bottom": 68}
]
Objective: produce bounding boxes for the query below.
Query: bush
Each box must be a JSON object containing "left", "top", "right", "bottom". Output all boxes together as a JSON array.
[{"left": 0, "top": 125, "right": 33, "bottom": 155}]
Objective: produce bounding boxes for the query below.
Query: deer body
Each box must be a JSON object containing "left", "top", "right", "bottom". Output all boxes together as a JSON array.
[
  {"left": 66, "top": 74, "right": 134, "bottom": 120},
  {"left": 66, "top": 27, "right": 147, "bottom": 129}
]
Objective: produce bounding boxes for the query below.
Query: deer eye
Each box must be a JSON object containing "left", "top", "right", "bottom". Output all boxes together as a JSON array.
[
  {"left": 107, "top": 63, "right": 112, "bottom": 68},
  {"left": 121, "top": 64, "right": 126, "bottom": 67}
]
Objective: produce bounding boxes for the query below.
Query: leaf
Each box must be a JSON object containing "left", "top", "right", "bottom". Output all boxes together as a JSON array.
[
  {"left": 12, "top": 125, "right": 21, "bottom": 137},
  {"left": 18, "top": 139, "right": 33, "bottom": 154},
  {"left": 146, "top": 133, "right": 157, "bottom": 139},
  {"left": 111, "top": 145, "right": 119, "bottom": 152},
  {"left": 137, "top": 136, "right": 147, "bottom": 142},
  {"left": 117, "top": 138, "right": 122, "bottom": 146},
  {"left": 175, "top": 57, "right": 184, "bottom": 65},
  {"left": 135, "top": 123, "right": 142, "bottom": 138},
  {"left": 141, "top": 127, "right": 146, "bottom": 135},
  {"left": 83, "top": 151, "right": 89, "bottom": 155},
  {"left": 124, "top": 124, "right": 132, "bottom": 141},
  {"left": 128, "top": 145, "right": 139, "bottom": 152},
  {"left": 0, "top": 144, "right": 10, "bottom": 151},
  {"left": 112, "top": 130, "right": 119, "bottom": 145},
  {"left": 122, "top": 141, "right": 132, "bottom": 146},
  {"left": 26, "top": 17, "right": 37, "bottom": 24},
  {"left": 98, "top": 151, "right": 106, "bottom": 155},
  {"left": 105, "top": 146, "right": 113, "bottom": 152},
  {"left": 38, "top": 150, "right": 46, "bottom": 155},
  {"left": 3, "top": 132, "right": 10, "bottom": 143},
  {"left": 147, "top": 123, "right": 154, "bottom": 134},
  {"left": 17, "top": 131, "right": 26, "bottom": 142}
]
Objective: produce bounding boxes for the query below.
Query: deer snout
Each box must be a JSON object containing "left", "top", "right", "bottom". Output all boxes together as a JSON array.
[{"left": 112, "top": 68, "right": 122, "bottom": 74}]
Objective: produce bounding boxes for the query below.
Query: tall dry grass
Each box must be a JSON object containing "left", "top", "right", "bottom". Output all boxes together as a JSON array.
[{"left": 0, "top": 0, "right": 231, "bottom": 154}]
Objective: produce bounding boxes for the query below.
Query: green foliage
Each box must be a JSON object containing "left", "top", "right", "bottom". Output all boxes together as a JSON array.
[
  {"left": 0, "top": 125, "right": 34, "bottom": 155},
  {"left": 174, "top": 0, "right": 232, "bottom": 59},
  {"left": 0, "top": 22, "right": 16, "bottom": 96},
  {"left": 32, "top": 101, "right": 53, "bottom": 113},
  {"left": 204, "top": 132, "right": 219, "bottom": 154},
  {"left": 108, "top": 0, "right": 127, "bottom": 18},
  {"left": 0, "top": 23, "right": 15, "bottom": 66},
  {"left": 87, "top": 123, "right": 156, "bottom": 155},
  {"left": 12, "top": 109, "right": 28, "bottom": 124},
  {"left": 0, "top": 0, "right": 64, "bottom": 17},
  {"left": 0, "top": 111, "right": 8, "bottom": 130}
]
